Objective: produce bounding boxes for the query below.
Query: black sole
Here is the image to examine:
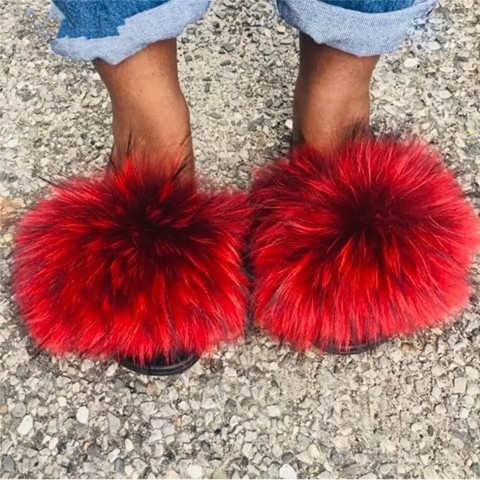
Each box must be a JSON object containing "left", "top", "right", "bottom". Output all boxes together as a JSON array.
[
  {"left": 321, "top": 337, "right": 387, "bottom": 355},
  {"left": 118, "top": 351, "right": 200, "bottom": 376}
]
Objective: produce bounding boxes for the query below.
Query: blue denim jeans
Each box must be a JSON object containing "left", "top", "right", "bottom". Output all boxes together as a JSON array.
[
  {"left": 50, "top": 0, "right": 437, "bottom": 65},
  {"left": 323, "top": 1, "right": 415, "bottom": 13}
]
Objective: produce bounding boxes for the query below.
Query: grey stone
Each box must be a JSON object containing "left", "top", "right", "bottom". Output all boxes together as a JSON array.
[
  {"left": 11, "top": 403, "right": 26, "bottom": 418},
  {"left": 221, "top": 43, "right": 235, "bottom": 53},
  {"left": 187, "top": 465, "right": 203, "bottom": 479},
  {"left": 453, "top": 377, "right": 467, "bottom": 394},
  {"left": 282, "top": 452, "right": 294, "bottom": 463},
  {"left": 266, "top": 405, "right": 281, "bottom": 417},
  {"left": 140, "top": 402, "right": 156, "bottom": 416},
  {"left": 107, "top": 414, "right": 121, "bottom": 435},
  {"left": 2, "top": 455, "right": 15, "bottom": 473},
  {"left": 272, "top": 444, "right": 283, "bottom": 458},
  {"left": 279, "top": 464, "right": 297, "bottom": 480},
  {"left": 133, "top": 459, "right": 148, "bottom": 476},
  {"left": 114, "top": 458, "right": 125, "bottom": 474},
  {"left": 164, "top": 471, "right": 181, "bottom": 479},
  {"left": 242, "top": 443, "right": 254, "bottom": 458},
  {"left": 308, "top": 444, "right": 321, "bottom": 460},
  {"left": 76, "top": 406, "right": 89, "bottom": 424},
  {"left": 212, "top": 467, "right": 227, "bottom": 479},
  {"left": 17, "top": 415, "right": 33, "bottom": 436}
]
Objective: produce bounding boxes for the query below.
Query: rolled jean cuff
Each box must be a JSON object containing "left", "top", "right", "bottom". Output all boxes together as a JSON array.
[
  {"left": 274, "top": 0, "right": 438, "bottom": 56},
  {"left": 50, "top": 0, "right": 212, "bottom": 65}
]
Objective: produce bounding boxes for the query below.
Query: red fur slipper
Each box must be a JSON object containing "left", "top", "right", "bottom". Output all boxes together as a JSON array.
[
  {"left": 13, "top": 158, "right": 250, "bottom": 375},
  {"left": 250, "top": 137, "right": 480, "bottom": 353}
]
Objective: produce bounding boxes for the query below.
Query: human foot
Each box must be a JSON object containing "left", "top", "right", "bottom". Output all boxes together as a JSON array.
[
  {"left": 293, "top": 35, "right": 379, "bottom": 152},
  {"left": 94, "top": 39, "right": 193, "bottom": 179}
]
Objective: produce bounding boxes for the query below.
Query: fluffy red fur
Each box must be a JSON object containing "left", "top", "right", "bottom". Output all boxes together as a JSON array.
[
  {"left": 13, "top": 159, "right": 249, "bottom": 364},
  {"left": 250, "top": 137, "right": 480, "bottom": 351}
]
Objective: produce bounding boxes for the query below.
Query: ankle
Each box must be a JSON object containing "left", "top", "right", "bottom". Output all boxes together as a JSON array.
[
  {"left": 94, "top": 40, "right": 194, "bottom": 172},
  {"left": 111, "top": 91, "right": 191, "bottom": 152},
  {"left": 293, "top": 35, "right": 378, "bottom": 151},
  {"left": 293, "top": 83, "right": 371, "bottom": 149}
]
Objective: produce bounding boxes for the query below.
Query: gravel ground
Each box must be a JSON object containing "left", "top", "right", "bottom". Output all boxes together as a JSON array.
[{"left": 1, "top": 0, "right": 480, "bottom": 478}]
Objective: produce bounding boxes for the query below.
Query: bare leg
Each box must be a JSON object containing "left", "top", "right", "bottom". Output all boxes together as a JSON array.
[
  {"left": 293, "top": 34, "right": 379, "bottom": 152},
  {"left": 94, "top": 39, "right": 193, "bottom": 176}
]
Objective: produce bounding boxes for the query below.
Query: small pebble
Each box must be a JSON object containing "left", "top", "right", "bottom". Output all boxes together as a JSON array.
[
  {"left": 164, "top": 471, "right": 181, "bottom": 479},
  {"left": 279, "top": 464, "right": 297, "bottom": 480},
  {"left": 11, "top": 403, "right": 26, "bottom": 418},
  {"left": 187, "top": 465, "right": 203, "bottom": 479},
  {"left": 17, "top": 415, "right": 33, "bottom": 436},
  {"left": 404, "top": 58, "right": 419, "bottom": 68},
  {"left": 453, "top": 377, "right": 467, "bottom": 394},
  {"left": 108, "top": 413, "right": 121, "bottom": 434},
  {"left": 76, "top": 406, "right": 89, "bottom": 424},
  {"left": 2, "top": 455, "right": 15, "bottom": 473}
]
